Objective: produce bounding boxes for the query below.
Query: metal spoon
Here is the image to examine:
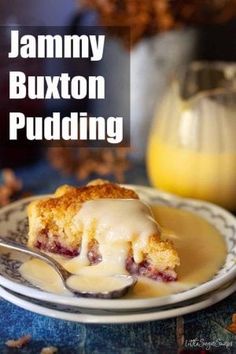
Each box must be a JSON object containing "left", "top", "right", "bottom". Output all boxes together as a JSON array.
[{"left": 0, "top": 236, "right": 136, "bottom": 298}]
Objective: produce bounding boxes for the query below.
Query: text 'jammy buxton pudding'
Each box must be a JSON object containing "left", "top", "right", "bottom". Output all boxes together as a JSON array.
[{"left": 27, "top": 180, "right": 180, "bottom": 282}]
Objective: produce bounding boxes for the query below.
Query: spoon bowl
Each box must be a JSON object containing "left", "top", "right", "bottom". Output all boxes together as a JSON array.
[{"left": 66, "top": 274, "right": 136, "bottom": 299}]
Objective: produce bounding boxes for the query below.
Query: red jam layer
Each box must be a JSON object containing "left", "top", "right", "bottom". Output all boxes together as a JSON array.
[
  {"left": 35, "top": 240, "right": 79, "bottom": 257},
  {"left": 125, "top": 256, "right": 177, "bottom": 282},
  {"left": 35, "top": 239, "right": 177, "bottom": 282}
]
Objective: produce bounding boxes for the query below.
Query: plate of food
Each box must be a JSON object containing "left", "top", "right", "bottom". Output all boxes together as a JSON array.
[{"left": 0, "top": 180, "right": 235, "bottom": 311}]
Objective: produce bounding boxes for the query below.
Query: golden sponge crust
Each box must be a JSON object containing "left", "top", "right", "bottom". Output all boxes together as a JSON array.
[
  {"left": 144, "top": 237, "right": 180, "bottom": 271},
  {"left": 27, "top": 180, "right": 138, "bottom": 250},
  {"left": 27, "top": 179, "right": 180, "bottom": 272}
]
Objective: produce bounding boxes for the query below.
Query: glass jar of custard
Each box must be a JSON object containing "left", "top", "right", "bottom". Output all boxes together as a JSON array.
[{"left": 147, "top": 62, "right": 236, "bottom": 211}]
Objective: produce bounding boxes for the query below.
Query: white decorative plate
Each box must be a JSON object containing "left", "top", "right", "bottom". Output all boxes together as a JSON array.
[
  {"left": 0, "top": 280, "right": 235, "bottom": 324},
  {"left": 0, "top": 186, "right": 235, "bottom": 311}
]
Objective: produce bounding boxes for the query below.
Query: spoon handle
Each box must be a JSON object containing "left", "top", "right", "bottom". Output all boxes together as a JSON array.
[{"left": 0, "top": 236, "right": 71, "bottom": 281}]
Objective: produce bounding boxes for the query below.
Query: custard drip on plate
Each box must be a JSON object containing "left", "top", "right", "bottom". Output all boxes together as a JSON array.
[
  {"left": 20, "top": 205, "right": 227, "bottom": 298},
  {"left": 66, "top": 198, "right": 160, "bottom": 275}
]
